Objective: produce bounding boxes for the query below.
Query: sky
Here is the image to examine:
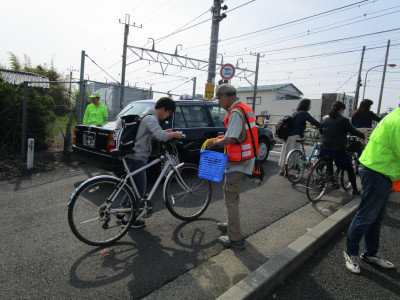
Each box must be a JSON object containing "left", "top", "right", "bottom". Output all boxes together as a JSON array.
[{"left": 1, "top": 0, "right": 399, "bottom": 113}]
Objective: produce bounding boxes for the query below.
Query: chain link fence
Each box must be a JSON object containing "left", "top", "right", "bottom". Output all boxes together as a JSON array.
[
  {"left": 0, "top": 75, "right": 153, "bottom": 168},
  {"left": 81, "top": 80, "right": 153, "bottom": 121}
]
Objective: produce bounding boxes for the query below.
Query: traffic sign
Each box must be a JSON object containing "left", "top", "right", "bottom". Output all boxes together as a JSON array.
[
  {"left": 220, "top": 63, "right": 235, "bottom": 80},
  {"left": 204, "top": 82, "right": 215, "bottom": 99}
]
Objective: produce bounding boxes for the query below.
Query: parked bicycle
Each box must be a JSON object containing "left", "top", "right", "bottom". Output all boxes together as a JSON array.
[
  {"left": 67, "top": 140, "right": 212, "bottom": 246},
  {"left": 285, "top": 138, "right": 320, "bottom": 183}
]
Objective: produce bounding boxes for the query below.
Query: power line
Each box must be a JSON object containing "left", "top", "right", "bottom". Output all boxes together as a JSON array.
[
  {"left": 220, "top": 0, "right": 372, "bottom": 43},
  {"left": 85, "top": 54, "right": 120, "bottom": 83}
]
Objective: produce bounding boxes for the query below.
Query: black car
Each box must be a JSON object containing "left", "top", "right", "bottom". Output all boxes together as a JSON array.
[{"left": 72, "top": 99, "right": 276, "bottom": 175}]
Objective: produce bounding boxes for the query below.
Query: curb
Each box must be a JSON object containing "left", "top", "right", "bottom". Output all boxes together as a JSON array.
[{"left": 217, "top": 198, "right": 361, "bottom": 299}]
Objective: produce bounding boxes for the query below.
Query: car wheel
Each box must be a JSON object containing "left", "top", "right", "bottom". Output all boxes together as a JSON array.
[{"left": 257, "top": 138, "right": 270, "bottom": 163}]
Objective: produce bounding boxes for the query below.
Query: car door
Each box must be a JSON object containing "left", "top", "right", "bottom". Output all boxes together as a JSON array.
[{"left": 171, "top": 103, "right": 224, "bottom": 163}]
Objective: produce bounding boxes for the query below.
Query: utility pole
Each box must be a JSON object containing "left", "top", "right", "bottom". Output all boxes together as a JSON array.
[
  {"left": 354, "top": 46, "right": 365, "bottom": 109},
  {"left": 192, "top": 77, "right": 197, "bottom": 99},
  {"left": 250, "top": 52, "right": 263, "bottom": 114},
  {"left": 119, "top": 14, "right": 142, "bottom": 110},
  {"left": 77, "top": 50, "right": 86, "bottom": 124},
  {"left": 206, "top": 0, "right": 227, "bottom": 98},
  {"left": 377, "top": 40, "right": 391, "bottom": 114}
]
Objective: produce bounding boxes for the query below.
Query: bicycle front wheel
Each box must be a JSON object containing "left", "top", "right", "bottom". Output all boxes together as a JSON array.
[
  {"left": 164, "top": 163, "right": 212, "bottom": 221},
  {"left": 286, "top": 149, "right": 306, "bottom": 183},
  {"left": 68, "top": 176, "right": 136, "bottom": 246},
  {"left": 306, "top": 160, "right": 328, "bottom": 202}
]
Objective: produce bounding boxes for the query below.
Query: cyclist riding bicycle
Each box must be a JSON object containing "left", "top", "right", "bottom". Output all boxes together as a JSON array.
[{"left": 319, "top": 101, "right": 365, "bottom": 197}]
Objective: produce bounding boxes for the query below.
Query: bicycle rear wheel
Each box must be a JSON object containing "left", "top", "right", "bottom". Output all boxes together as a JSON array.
[
  {"left": 349, "top": 152, "right": 359, "bottom": 175},
  {"left": 306, "top": 160, "right": 328, "bottom": 201},
  {"left": 164, "top": 163, "right": 212, "bottom": 221},
  {"left": 68, "top": 176, "right": 135, "bottom": 246},
  {"left": 286, "top": 149, "right": 306, "bottom": 183}
]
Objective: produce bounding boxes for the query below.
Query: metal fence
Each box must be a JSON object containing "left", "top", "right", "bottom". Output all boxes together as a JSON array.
[
  {"left": 80, "top": 80, "right": 153, "bottom": 122},
  {"left": 20, "top": 80, "right": 79, "bottom": 159},
  {"left": 18, "top": 80, "right": 153, "bottom": 161}
]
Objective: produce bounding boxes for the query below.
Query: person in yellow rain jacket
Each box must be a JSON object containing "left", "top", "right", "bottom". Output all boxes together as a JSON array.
[
  {"left": 83, "top": 92, "right": 108, "bottom": 126},
  {"left": 343, "top": 106, "right": 400, "bottom": 274}
]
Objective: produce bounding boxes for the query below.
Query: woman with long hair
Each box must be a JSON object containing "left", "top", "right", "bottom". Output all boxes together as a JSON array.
[
  {"left": 278, "top": 98, "right": 320, "bottom": 176},
  {"left": 319, "top": 101, "right": 365, "bottom": 197},
  {"left": 351, "top": 99, "right": 381, "bottom": 129}
]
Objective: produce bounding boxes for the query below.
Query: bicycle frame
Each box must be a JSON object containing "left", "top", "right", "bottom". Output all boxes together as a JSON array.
[
  {"left": 103, "top": 147, "right": 189, "bottom": 220},
  {"left": 285, "top": 141, "right": 320, "bottom": 166}
]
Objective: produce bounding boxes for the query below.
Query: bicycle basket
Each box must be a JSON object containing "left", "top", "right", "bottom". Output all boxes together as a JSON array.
[{"left": 198, "top": 139, "right": 228, "bottom": 182}]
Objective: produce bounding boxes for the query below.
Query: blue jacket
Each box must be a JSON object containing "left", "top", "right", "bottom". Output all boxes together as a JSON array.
[{"left": 351, "top": 111, "right": 381, "bottom": 128}]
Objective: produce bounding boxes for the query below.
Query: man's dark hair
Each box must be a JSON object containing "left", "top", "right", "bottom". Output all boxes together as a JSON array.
[
  {"left": 155, "top": 97, "right": 176, "bottom": 112},
  {"left": 297, "top": 99, "right": 311, "bottom": 111}
]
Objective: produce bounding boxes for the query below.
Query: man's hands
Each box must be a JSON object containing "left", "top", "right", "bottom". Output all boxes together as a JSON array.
[
  {"left": 166, "top": 128, "right": 183, "bottom": 140},
  {"left": 206, "top": 136, "right": 236, "bottom": 148}
]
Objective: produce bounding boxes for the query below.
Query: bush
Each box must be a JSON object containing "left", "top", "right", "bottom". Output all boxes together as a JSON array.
[{"left": 0, "top": 78, "right": 57, "bottom": 155}]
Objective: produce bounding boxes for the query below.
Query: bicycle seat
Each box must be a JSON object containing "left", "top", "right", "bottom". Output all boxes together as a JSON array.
[
  {"left": 296, "top": 138, "right": 306, "bottom": 143},
  {"left": 110, "top": 149, "right": 135, "bottom": 157}
]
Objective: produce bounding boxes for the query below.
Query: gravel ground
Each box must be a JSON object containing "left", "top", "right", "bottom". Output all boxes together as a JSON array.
[{"left": 0, "top": 147, "right": 72, "bottom": 180}]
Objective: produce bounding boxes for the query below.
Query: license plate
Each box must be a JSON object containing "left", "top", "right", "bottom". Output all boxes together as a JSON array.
[{"left": 83, "top": 132, "right": 96, "bottom": 147}]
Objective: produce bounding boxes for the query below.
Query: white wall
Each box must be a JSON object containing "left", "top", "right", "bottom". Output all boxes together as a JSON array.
[{"left": 237, "top": 89, "right": 322, "bottom": 123}]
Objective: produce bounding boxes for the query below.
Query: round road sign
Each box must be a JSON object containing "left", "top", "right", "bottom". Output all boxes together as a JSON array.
[{"left": 220, "top": 63, "right": 235, "bottom": 80}]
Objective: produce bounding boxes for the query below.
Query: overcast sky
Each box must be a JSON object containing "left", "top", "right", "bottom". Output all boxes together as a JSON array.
[{"left": 1, "top": 0, "right": 399, "bottom": 112}]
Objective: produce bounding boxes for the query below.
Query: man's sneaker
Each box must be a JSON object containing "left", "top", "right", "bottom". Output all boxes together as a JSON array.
[
  {"left": 352, "top": 190, "right": 362, "bottom": 198},
  {"left": 343, "top": 251, "right": 361, "bottom": 274},
  {"left": 120, "top": 218, "right": 146, "bottom": 229},
  {"left": 218, "top": 236, "right": 245, "bottom": 250},
  {"left": 360, "top": 253, "right": 395, "bottom": 269},
  {"left": 217, "top": 222, "right": 227, "bottom": 232}
]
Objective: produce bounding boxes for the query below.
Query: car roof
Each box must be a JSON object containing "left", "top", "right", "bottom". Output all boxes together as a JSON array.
[{"left": 127, "top": 99, "right": 220, "bottom": 107}]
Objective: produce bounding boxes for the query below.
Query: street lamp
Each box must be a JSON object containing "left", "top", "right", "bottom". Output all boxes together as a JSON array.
[{"left": 362, "top": 63, "right": 396, "bottom": 101}]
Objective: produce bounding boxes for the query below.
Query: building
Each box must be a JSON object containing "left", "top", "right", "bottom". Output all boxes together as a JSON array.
[{"left": 235, "top": 83, "right": 322, "bottom": 123}]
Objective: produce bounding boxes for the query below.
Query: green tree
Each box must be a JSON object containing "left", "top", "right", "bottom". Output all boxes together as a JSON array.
[{"left": 7, "top": 52, "right": 70, "bottom": 116}]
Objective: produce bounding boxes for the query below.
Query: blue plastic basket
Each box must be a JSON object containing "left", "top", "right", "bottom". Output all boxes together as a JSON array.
[{"left": 198, "top": 149, "right": 229, "bottom": 182}]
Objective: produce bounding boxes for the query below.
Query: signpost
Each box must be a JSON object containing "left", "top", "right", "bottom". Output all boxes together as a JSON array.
[
  {"left": 205, "top": 82, "right": 215, "bottom": 100},
  {"left": 220, "top": 63, "right": 235, "bottom": 80},
  {"left": 205, "top": 64, "right": 236, "bottom": 99}
]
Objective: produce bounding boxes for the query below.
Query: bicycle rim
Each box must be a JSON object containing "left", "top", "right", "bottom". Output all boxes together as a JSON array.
[
  {"left": 306, "top": 161, "right": 328, "bottom": 201},
  {"left": 68, "top": 176, "right": 135, "bottom": 246},
  {"left": 164, "top": 164, "right": 211, "bottom": 221},
  {"left": 286, "top": 150, "right": 306, "bottom": 183}
]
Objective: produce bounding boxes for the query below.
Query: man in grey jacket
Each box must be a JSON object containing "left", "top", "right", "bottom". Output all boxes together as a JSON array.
[{"left": 118, "top": 97, "right": 183, "bottom": 228}]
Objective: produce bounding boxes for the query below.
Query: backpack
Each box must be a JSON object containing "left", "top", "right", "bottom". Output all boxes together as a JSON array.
[
  {"left": 275, "top": 113, "right": 298, "bottom": 140},
  {"left": 115, "top": 114, "right": 149, "bottom": 150}
]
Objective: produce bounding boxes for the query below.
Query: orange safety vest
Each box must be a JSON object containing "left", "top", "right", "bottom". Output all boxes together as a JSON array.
[{"left": 223, "top": 102, "right": 259, "bottom": 162}]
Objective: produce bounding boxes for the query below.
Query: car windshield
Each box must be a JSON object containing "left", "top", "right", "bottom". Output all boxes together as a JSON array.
[{"left": 116, "top": 102, "right": 155, "bottom": 120}]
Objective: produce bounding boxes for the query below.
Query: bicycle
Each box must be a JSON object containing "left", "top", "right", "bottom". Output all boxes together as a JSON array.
[
  {"left": 285, "top": 138, "right": 320, "bottom": 183},
  {"left": 67, "top": 140, "right": 212, "bottom": 246},
  {"left": 346, "top": 135, "right": 362, "bottom": 175},
  {"left": 306, "top": 156, "right": 353, "bottom": 202}
]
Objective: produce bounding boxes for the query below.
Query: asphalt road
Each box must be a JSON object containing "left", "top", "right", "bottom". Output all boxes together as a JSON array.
[
  {"left": 268, "top": 191, "right": 400, "bottom": 300},
  {"left": 0, "top": 146, "right": 358, "bottom": 299}
]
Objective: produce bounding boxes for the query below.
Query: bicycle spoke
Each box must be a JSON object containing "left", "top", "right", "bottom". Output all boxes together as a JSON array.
[
  {"left": 68, "top": 177, "right": 135, "bottom": 246},
  {"left": 164, "top": 164, "right": 211, "bottom": 221}
]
